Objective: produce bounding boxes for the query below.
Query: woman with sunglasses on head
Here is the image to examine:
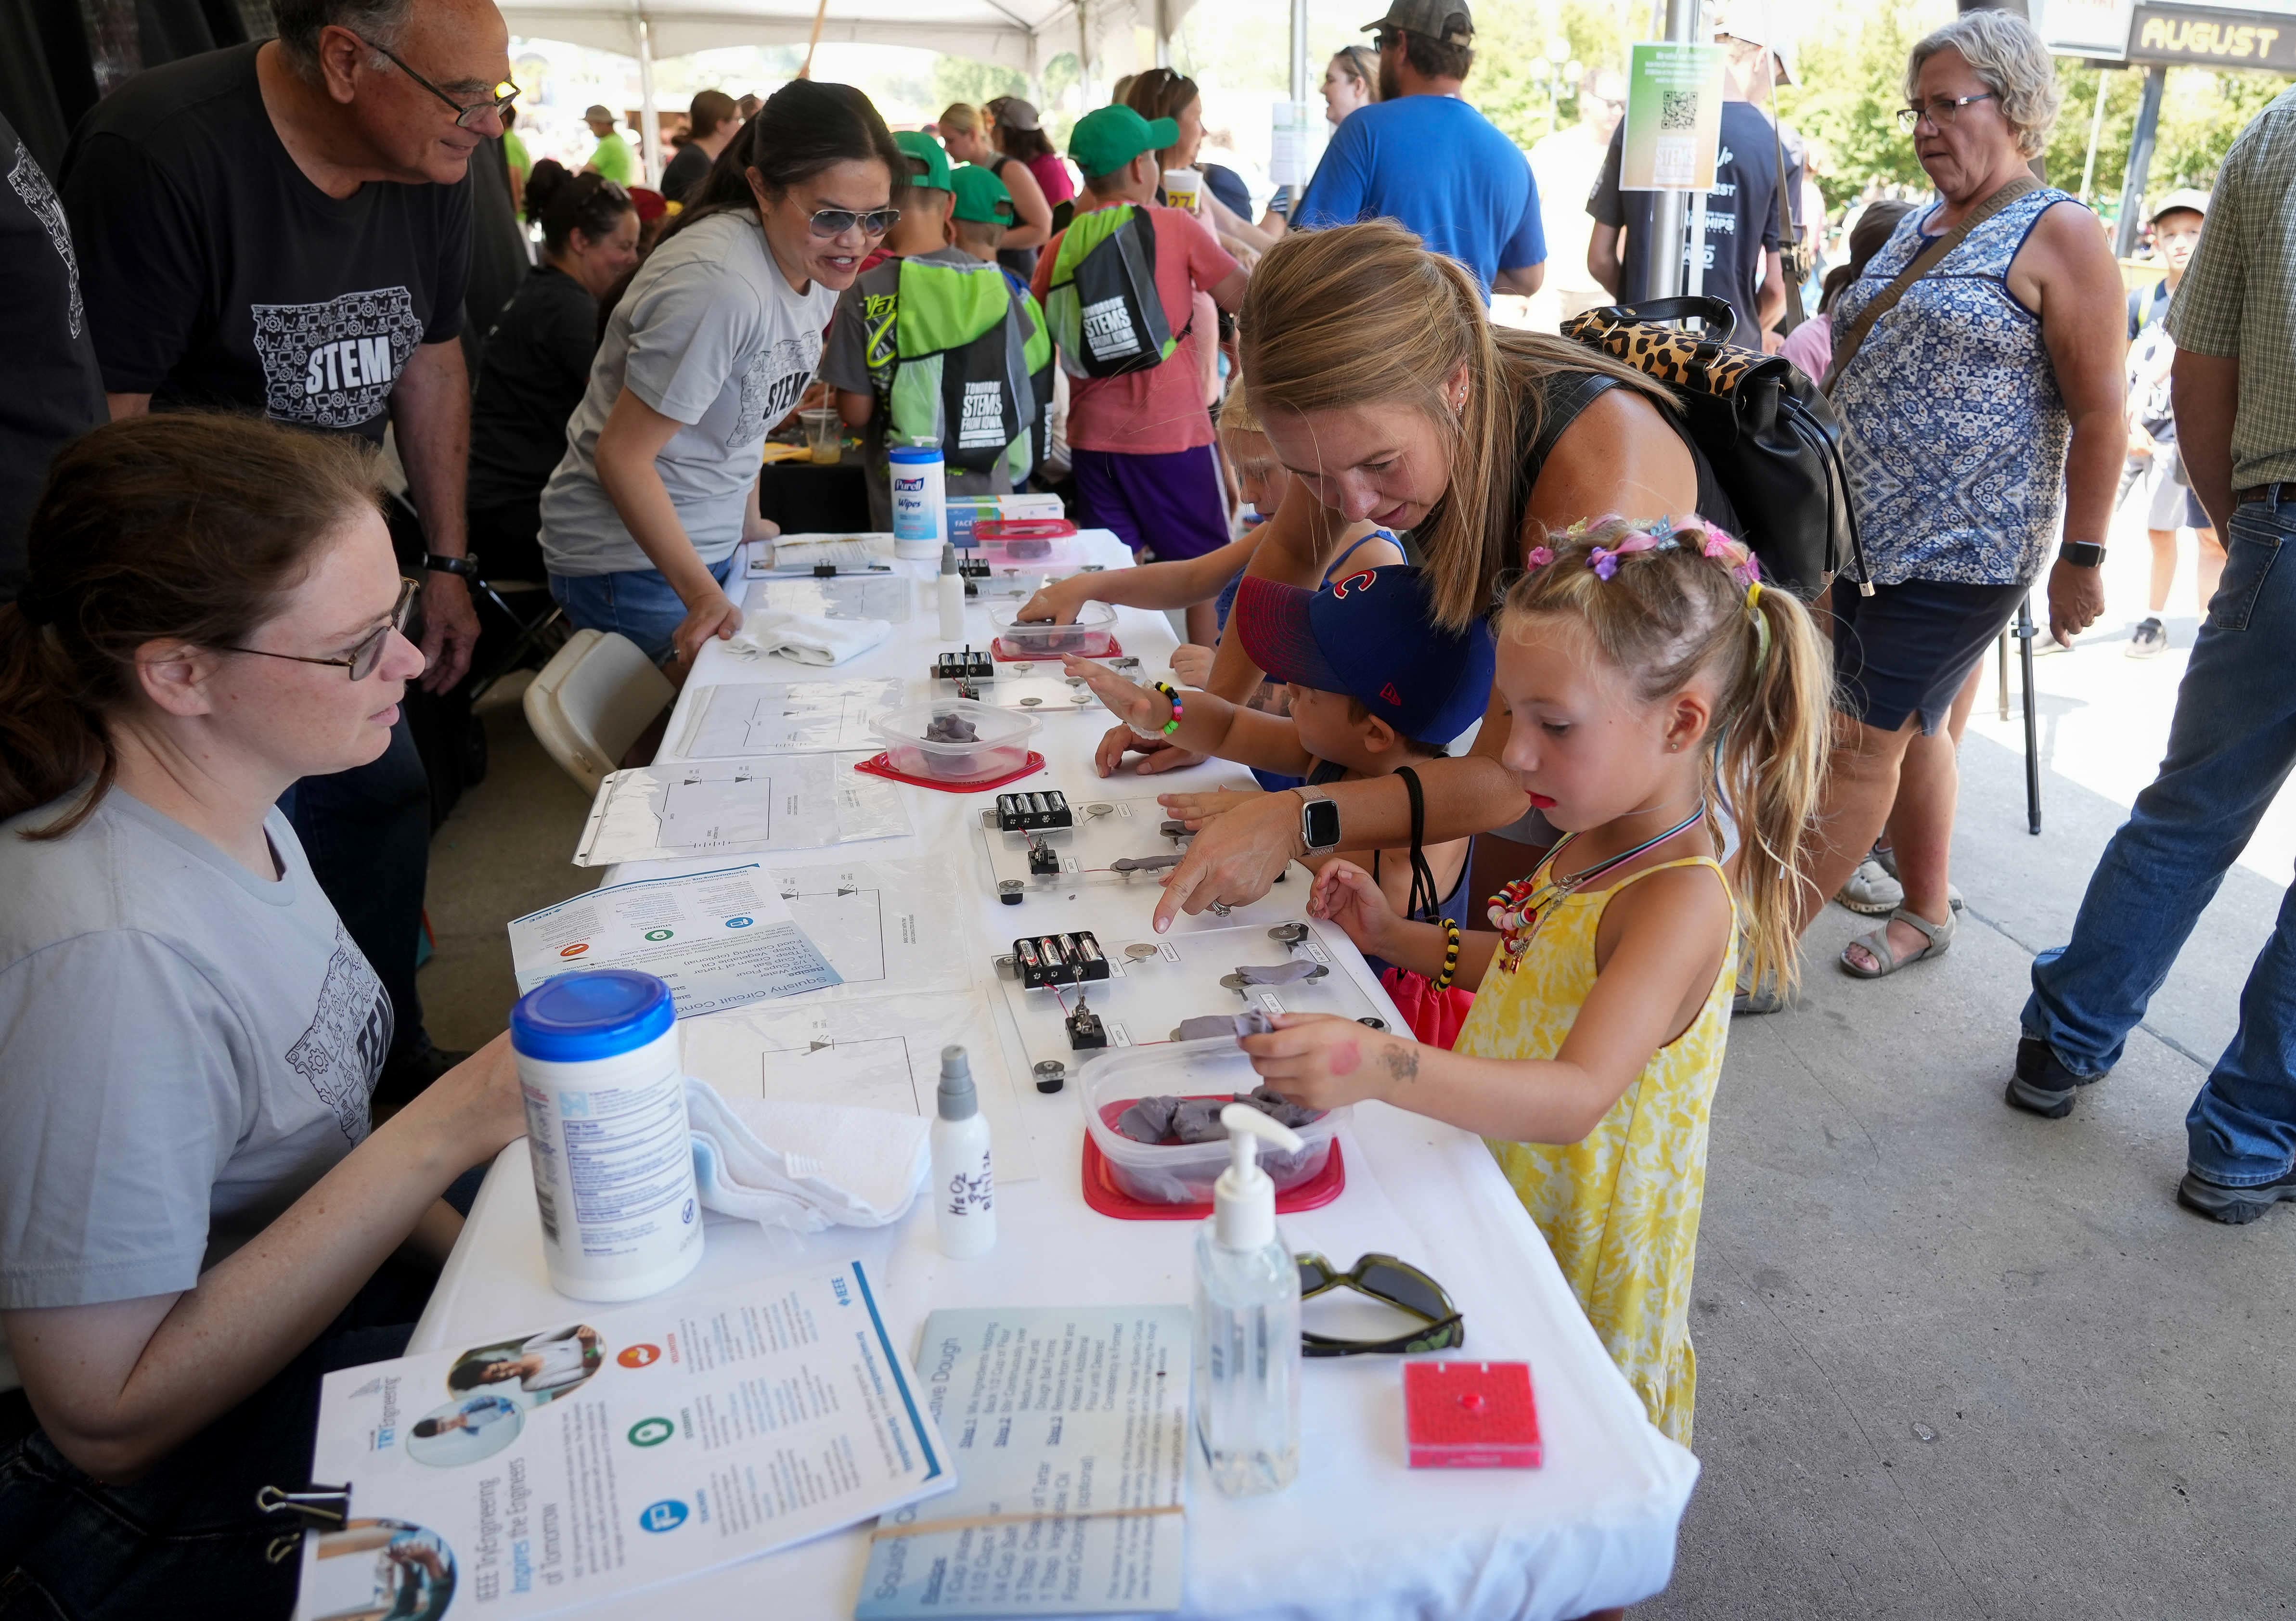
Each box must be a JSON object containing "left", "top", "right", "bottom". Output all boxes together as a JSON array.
[
  {"left": 0, "top": 414, "right": 527, "bottom": 1615},
  {"left": 1261, "top": 48, "right": 1382, "bottom": 235},
  {"left": 540, "top": 80, "right": 903, "bottom": 671}
]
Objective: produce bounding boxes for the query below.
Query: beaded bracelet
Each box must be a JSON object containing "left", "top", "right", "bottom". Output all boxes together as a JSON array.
[
  {"left": 1432, "top": 918, "right": 1462, "bottom": 991},
  {"left": 1152, "top": 681, "right": 1184, "bottom": 737}
]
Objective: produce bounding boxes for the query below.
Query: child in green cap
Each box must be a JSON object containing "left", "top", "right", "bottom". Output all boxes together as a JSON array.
[
  {"left": 823, "top": 135, "right": 1054, "bottom": 528},
  {"left": 1030, "top": 104, "right": 1248, "bottom": 569}
]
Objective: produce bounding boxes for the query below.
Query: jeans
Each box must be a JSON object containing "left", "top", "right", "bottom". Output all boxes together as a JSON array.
[
  {"left": 2022, "top": 492, "right": 2296, "bottom": 1184},
  {"left": 548, "top": 554, "right": 736, "bottom": 666},
  {"left": 0, "top": 1262, "right": 434, "bottom": 1621},
  {"left": 281, "top": 714, "right": 432, "bottom": 1067}
]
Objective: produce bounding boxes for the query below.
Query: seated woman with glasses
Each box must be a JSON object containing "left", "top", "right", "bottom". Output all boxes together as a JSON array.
[
  {"left": 539, "top": 79, "right": 905, "bottom": 673},
  {"left": 0, "top": 413, "right": 527, "bottom": 1611}
]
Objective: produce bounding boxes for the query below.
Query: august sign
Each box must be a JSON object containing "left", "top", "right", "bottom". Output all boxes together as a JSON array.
[{"left": 2127, "top": 3, "right": 2296, "bottom": 69}]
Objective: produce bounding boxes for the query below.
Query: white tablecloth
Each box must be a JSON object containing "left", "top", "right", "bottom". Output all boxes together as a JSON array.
[{"left": 414, "top": 531, "right": 1697, "bottom": 1619}]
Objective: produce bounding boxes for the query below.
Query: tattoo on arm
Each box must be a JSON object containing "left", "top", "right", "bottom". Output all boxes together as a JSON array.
[{"left": 1383, "top": 1043, "right": 1420, "bottom": 1085}]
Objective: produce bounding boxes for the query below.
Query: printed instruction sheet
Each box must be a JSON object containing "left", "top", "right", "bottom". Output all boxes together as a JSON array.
[
  {"left": 678, "top": 679, "right": 910, "bottom": 760},
  {"left": 507, "top": 866, "right": 842, "bottom": 1019},
  {"left": 294, "top": 1261, "right": 949, "bottom": 1621},
  {"left": 679, "top": 991, "right": 1038, "bottom": 1183},
  {"left": 758, "top": 859, "right": 974, "bottom": 1001},
  {"left": 746, "top": 576, "right": 916, "bottom": 624},
  {"left": 574, "top": 754, "right": 910, "bottom": 867},
  {"left": 855, "top": 1305, "right": 1191, "bottom": 1617}
]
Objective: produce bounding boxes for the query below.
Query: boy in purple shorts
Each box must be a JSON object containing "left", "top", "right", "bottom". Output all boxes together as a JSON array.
[{"left": 1032, "top": 105, "right": 1249, "bottom": 562}]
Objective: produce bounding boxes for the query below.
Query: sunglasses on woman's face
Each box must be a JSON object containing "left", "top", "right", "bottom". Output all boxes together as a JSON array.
[
  {"left": 1297, "top": 1251, "right": 1465, "bottom": 1357},
  {"left": 807, "top": 206, "right": 901, "bottom": 239}
]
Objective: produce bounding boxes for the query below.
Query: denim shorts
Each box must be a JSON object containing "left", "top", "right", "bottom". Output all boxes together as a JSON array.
[
  {"left": 548, "top": 554, "right": 737, "bottom": 665},
  {"left": 1831, "top": 576, "right": 2030, "bottom": 734}
]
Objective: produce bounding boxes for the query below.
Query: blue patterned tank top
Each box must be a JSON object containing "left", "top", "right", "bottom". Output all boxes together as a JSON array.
[{"left": 1832, "top": 187, "right": 2078, "bottom": 587}]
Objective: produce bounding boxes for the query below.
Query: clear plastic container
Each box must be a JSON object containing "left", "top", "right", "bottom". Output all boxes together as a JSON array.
[
  {"left": 991, "top": 599, "right": 1119, "bottom": 658},
  {"left": 1078, "top": 1037, "right": 1347, "bottom": 1205},
  {"left": 966, "top": 527, "right": 1083, "bottom": 571},
  {"left": 870, "top": 697, "right": 1040, "bottom": 784}
]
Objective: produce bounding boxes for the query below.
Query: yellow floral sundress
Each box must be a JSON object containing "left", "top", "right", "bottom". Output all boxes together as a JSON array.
[{"left": 1457, "top": 853, "right": 1735, "bottom": 1446}]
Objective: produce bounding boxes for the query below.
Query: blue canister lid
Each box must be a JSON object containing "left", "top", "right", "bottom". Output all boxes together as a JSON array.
[
  {"left": 888, "top": 444, "right": 942, "bottom": 464},
  {"left": 512, "top": 970, "right": 675, "bottom": 1062}
]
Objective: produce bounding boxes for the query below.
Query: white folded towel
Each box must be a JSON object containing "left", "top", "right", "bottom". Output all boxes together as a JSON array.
[
  {"left": 730, "top": 609, "right": 891, "bottom": 667},
  {"left": 684, "top": 1076, "right": 929, "bottom": 1233}
]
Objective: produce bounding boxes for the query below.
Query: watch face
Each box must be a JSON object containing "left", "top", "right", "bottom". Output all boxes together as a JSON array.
[{"left": 1303, "top": 798, "right": 1341, "bottom": 849}]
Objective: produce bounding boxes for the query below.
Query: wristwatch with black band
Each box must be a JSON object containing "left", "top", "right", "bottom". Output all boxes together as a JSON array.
[
  {"left": 423, "top": 552, "right": 478, "bottom": 580},
  {"left": 2058, "top": 541, "right": 2106, "bottom": 568},
  {"left": 1295, "top": 785, "right": 1341, "bottom": 853}
]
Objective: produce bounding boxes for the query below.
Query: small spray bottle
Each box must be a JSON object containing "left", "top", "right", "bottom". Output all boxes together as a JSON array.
[
  {"left": 1193, "top": 1104, "right": 1303, "bottom": 1494},
  {"left": 930, "top": 1045, "right": 995, "bottom": 1258},
  {"left": 938, "top": 542, "right": 966, "bottom": 641}
]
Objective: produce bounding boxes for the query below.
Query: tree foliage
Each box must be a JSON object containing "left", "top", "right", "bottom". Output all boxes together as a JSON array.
[{"left": 1776, "top": 2, "right": 1947, "bottom": 210}]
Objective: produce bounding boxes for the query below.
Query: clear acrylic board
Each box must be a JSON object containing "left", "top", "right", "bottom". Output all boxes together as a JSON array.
[{"left": 973, "top": 786, "right": 1305, "bottom": 921}]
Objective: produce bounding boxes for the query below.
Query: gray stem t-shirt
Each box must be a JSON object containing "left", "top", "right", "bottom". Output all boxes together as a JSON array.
[
  {"left": 0, "top": 790, "right": 391, "bottom": 1392},
  {"left": 539, "top": 210, "right": 840, "bottom": 577}
]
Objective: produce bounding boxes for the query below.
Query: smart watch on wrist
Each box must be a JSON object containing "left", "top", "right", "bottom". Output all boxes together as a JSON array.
[
  {"left": 424, "top": 552, "right": 478, "bottom": 580},
  {"left": 2058, "top": 541, "right": 2106, "bottom": 569},
  {"left": 1295, "top": 785, "right": 1341, "bottom": 853}
]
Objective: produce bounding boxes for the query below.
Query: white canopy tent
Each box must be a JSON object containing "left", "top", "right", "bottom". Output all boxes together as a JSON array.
[{"left": 494, "top": 0, "right": 1212, "bottom": 182}]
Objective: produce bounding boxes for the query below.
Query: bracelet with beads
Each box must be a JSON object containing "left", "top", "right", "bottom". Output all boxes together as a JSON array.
[
  {"left": 1432, "top": 918, "right": 1462, "bottom": 991},
  {"left": 1152, "top": 681, "right": 1184, "bottom": 737}
]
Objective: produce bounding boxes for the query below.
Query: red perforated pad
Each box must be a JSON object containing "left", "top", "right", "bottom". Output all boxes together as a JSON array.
[
  {"left": 850, "top": 750, "right": 1046, "bottom": 794},
  {"left": 1403, "top": 1360, "right": 1542, "bottom": 1469}
]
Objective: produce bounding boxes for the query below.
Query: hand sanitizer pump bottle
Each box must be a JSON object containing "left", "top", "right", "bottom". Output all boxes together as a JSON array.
[{"left": 1194, "top": 1104, "right": 1303, "bottom": 1495}]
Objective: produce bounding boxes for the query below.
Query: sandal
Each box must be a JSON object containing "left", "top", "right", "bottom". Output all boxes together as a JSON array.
[
  {"left": 1837, "top": 854, "right": 1903, "bottom": 915},
  {"left": 1840, "top": 906, "right": 1956, "bottom": 979}
]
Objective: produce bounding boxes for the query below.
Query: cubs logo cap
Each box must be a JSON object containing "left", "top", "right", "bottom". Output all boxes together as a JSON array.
[{"left": 1235, "top": 565, "right": 1496, "bottom": 745}]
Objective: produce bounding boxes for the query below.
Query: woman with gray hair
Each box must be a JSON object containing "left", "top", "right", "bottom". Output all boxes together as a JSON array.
[{"left": 1754, "top": 9, "right": 2125, "bottom": 997}]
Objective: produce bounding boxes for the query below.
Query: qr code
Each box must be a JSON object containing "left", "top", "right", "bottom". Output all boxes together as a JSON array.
[{"left": 1661, "top": 90, "right": 1698, "bottom": 130}]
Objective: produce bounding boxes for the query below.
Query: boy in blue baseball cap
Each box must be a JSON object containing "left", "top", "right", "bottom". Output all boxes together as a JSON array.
[{"left": 1063, "top": 564, "right": 1494, "bottom": 942}]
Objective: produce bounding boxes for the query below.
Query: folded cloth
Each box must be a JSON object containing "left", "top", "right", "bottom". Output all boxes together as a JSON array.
[
  {"left": 684, "top": 1076, "right": 929, "bottom": 1233},
  {"left": 730, "top": 609, "right": 891, "bottom": 666}
]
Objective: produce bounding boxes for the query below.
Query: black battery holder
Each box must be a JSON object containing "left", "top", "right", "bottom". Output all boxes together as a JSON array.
[
  {"left": 1013, "top": 931, "right": 1110, "bottom": 990},
  {"left": 997, "top": 790, "right": 1073, "bottom": 831},
  {"left": 935, "top": 648, "right": 995, "bottom": 682},
  {"left": 957, "top": 558, "right": 991, "bottom": 579}
]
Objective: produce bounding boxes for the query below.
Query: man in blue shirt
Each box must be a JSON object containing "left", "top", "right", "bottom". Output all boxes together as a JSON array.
[{"left": 1293, "top": 0, "right": 1546, "bottom": 299}]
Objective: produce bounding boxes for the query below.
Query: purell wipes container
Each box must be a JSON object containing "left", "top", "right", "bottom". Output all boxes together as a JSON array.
[
  {"left": 512, "top": 970, "right": 704, "bottom": 1301},
  {"left": 890, "top": 440, "right": 946, "bottom": 559}
]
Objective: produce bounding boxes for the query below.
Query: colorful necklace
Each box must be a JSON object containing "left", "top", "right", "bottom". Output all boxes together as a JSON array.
[{"left": 1487, "top": 805, "right": 1708, "bottom": 973}]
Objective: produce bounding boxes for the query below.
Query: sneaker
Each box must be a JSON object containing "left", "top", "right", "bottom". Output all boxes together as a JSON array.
[
  {"left": 2002, "top": 1036, "right": 2105, "bottom": 1119},
  {"left": 2031, "top": 633, "right": 2073, "bottom": 657},
  {"left": 2176, "top": 1164, "right": 2296, "bottom": 1225},
  {"left": 2126, "top": 618, "right": 2168, "bottom": 659}
]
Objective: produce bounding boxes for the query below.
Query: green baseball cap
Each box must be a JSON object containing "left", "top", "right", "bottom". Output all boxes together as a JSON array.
[
  {"left": 950, "top": 164, "right": 1016, "bottom": 225},
  {"left": 1070, "top": 104, "right": 1176, "bottom": 181},
  {"left": 894, "top": 130, "right": 953, "bottom": 192}
]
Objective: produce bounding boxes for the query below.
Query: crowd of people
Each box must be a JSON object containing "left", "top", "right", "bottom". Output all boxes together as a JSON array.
[{"left": 5, "top": 0, "right": 2296, "bottom": 1610}]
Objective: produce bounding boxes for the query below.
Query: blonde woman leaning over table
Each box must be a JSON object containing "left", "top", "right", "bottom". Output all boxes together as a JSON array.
[
  {"left": 1137, "top": 220, "right": 1741, "bottom": 924},
  {"left": 1016, "top": 379, "right": 1403, "bottom": 776},
  {"left": 0, "top": 415, "right": 524, "bottom": 1618}
]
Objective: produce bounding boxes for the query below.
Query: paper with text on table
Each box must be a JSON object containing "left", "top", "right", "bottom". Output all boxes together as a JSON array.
[
  {"left": 573, "top": 753, "right": 910, "bottom": 867},
  {"left": 507, "top": 866, "right": 843, "bottom": 1020},
  {"left": 294, "top": 1260, "right": 950, "bottom": 1621},
  {"left": 677, "top": 677, "right": 911, "bottom": 759}
]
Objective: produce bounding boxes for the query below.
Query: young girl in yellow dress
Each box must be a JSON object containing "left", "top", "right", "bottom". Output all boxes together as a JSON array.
[{"left": 1244, "top": 515, "right": 1829, "bottom": 1443}]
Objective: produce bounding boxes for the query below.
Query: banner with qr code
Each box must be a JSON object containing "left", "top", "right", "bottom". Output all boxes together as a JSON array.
[{"left": 1619, "top": 41, "right": 1726, "bottom": 192}]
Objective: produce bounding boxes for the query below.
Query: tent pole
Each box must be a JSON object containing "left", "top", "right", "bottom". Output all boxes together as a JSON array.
[
  {"left": 1288, "top": 0, "right": 1307, "bottom": 211},
  {"left": 2077, "top": 64, "right": 2109, "bottom": 206},
  {"left": 1075, "top": 0, "right": 1093, "bottom": 105},
  {"left": 1155, "top": 0, "right": 1171, "bottom": 69},
  {"left": 800, "top": 0, "right": 831, "bottom": 78},
  {"left": 635, "top": 10, "right": 662, "bottom": 188},
  {"left": 2113, "top": 63, "right": 2165, "bottom": 257}
]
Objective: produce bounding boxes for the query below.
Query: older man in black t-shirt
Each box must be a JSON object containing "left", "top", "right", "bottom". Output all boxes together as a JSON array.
[{"left": 61, "top": 0, "right": 514, "bottom": 1096}]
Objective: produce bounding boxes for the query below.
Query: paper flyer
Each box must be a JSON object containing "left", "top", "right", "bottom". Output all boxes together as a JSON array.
[
  {"left": 572, "top": 753, "right": 910, "bottom": 868},
  {"left": 295, "top": 1261, "right": 950, "bottom": 1621},
  {"left": 508, "top": 866, "right": 843, "bottom": 1019},
  {"left": 679, "top": 678, "right": 911, "bottom": 759},
  {"left": 855, "top": 1306, "right": 1191, "bottom": 1618},
  {"left": 1619, "top": 41, "right": 1726, "bottom": 191}
]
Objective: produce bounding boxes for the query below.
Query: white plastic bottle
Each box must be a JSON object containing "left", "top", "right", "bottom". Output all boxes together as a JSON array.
[
  {"left": 512, "top": 969, "right": 704, "bottom": 1301},
  {"left": 890, "top": 440, "right": 946, "bottom": 560},
  {"left": 938, "top": 542, "right": 966, "bottom": 641},
  {"left": 1194, "top": 1105, "right": 1303, "bottom": 1494},
  {"left": 930, "top": 1045, "right": 996, "bottom": 1257}
]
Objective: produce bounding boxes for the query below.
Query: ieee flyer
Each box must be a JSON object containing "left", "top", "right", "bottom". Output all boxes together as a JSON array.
[{"left": 293, "top": 1261, "right": 949, "bottom": 1620}]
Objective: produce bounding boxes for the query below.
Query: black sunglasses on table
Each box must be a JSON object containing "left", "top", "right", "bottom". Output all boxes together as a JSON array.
[{"left": 1297, "top": 1251, "right": 1465, "bottom": 1358}]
